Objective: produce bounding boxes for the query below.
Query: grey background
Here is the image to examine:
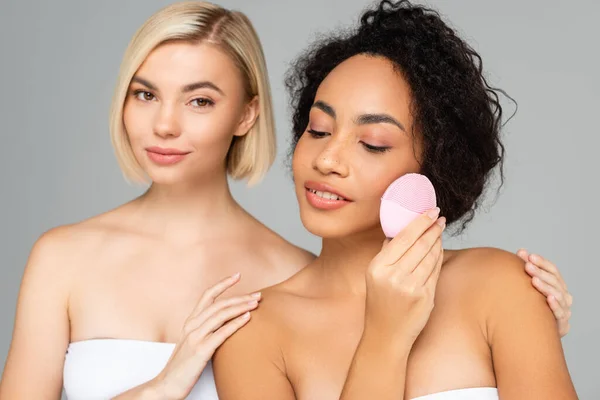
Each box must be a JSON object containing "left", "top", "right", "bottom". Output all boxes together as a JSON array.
[{"left": 1, "top": 0, "right": 598, "bottom": 398}]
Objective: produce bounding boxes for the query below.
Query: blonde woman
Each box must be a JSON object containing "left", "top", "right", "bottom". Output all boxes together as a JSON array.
[
  {"left": 0, "top": 1, "right": 573, "bottom": 400},
  {"left": 1, "top": 2, "right": 310, "bottom": 399}
]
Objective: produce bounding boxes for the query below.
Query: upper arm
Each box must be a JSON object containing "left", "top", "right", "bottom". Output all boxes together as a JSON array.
[
  {"left": 0, "top": 228, "right": 73, "bottom": 399},
  {"left": 213, "top": 309, "right": 296, "bottom": 400},
  {"left": 483, "top": 250, "right": 578, "bottom": 399}
]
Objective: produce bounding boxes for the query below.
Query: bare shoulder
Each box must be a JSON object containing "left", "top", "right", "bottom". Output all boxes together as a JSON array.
[
  {"left": 220, "top": 267, "right": 309, "bottom": 345},
  {"left": 0, "top": 206, "right": 138, "bottom": 397},
  {"left": 443, "top": 246, "right": 532, "bottom": 294},
  {"left": 213, "top": 277, "right": 300, "bottom": 398},
  {"left": 213, "top": 281, "right": 297, "bottom": 372},
  {"left": 441, "top": 247, "right": 548, "bottom": 334},
  {"left": 238, "top": 277, "right": 304, "bottom": 336},
  {"left": 19, "top": 225, "right": 78, "bottom": 299},
  {"left": 42, "top": 205, "right": 126, "bottom": 247},
  {"left": 25, "top": 202, "right": 140, "bottom": 277},
  {"left": 443, "top": 250, "right": 576, "bottom": 397}
]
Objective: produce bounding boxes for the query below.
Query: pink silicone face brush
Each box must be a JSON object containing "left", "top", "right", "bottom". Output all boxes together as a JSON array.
[{"left": 380, "top": 173, "right": 437, "bottom": 238}]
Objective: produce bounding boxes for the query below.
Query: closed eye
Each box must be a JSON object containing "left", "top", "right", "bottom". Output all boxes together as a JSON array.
[
  {"left": 307, "top": 129, "right": 329, "bottom": 138},
  {"left": 361, "top": 142, "right": 391, "bottom": 153}
]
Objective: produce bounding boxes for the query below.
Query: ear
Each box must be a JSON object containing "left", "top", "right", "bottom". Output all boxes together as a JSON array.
[{"left": 234, "top": 96, "right": 260, "bottom": 137}]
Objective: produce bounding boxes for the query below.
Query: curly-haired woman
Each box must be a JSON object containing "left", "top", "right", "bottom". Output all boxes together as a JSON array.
[{"left": 213, "top": 1, "right": 578, "bottom": 399}]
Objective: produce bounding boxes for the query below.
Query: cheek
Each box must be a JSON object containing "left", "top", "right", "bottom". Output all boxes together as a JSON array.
[
  {"left": 122, "top": 102, "right": 150, "bottom": 143},
  {"left": 354, "top": 151, "right": 420, "bottom": 207},
  {"left": 292, "top": 133, "right": 321, "bottom": 181},
  {"left": 355, "top": 168, "right": 390, "bottom": 221},
  {"left": 184, "top": 106, "right": 241, "bottom": 147}
]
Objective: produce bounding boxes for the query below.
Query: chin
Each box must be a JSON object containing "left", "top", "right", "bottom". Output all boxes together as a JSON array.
[
  {"left": 301, "top": 217, "right": 353, "bottom": 239},
  {"left": 143, "top": 166, "right": 190, "bottom": 185},
  {"left": 302, "top": 217, "right": 384, "bottom": 240},
  {"left": 298, "top": 205, "right": 379, "bottom": 240}
]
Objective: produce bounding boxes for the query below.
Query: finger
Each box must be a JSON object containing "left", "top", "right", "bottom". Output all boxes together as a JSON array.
[
  {"left": 195, "top": 300, "right": 260, "bottom": 339},
  {"left": 529, "top": 254, "right": 565, "bottom": 289},
  {"left": 525, "top": 262, "right": 562, "bottom": 292},
  {"left": 547, "top": 295, "right": 566, "bottom": 321},
  {"left": 532, "top": 277, "right": 568, "bottom": 310},
  {"left": 391, "top": 217, "right": 446, "bottom": 275},
  {"left": 204, "top": 312, "right": 252, "bottom": 350},
  {"left": 411, "top": 237, "right": 443, "bottom": 287},
  {"left": 516, "top": 248, "right": 529, "bottom": 262},
  {"left": 548, "top": 295, "right": 571, "bottom": 338},
  {"left": 559, "top": 322, "right": 570, "bottom": 337},
  {"left": 423, "top": 245, "right": 444, "bottom": 295},
  {"left": 378, "top": 207, "right": 441, "bottom": 265},
  {"left": 191, "top": 273, "right": 242, "bottom": 316},
  {"left": 189, "top": 292, "right": 262, "bottom": 329}
]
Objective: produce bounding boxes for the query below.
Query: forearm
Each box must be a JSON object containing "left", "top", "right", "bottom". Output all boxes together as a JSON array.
[
  {"left": 340, "top": 330, "right": 411, "bottom": 400},
  {"left": 111, "top": 379, "right": 165, "bottom": 400}
]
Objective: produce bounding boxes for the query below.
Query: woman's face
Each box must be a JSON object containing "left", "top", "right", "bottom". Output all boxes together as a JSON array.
[
  {"left": 292, "top": 54, "right": 422, "bottom": 239},
  {"left": 123, "top": 41, "right": 258, "bottom": 185}
]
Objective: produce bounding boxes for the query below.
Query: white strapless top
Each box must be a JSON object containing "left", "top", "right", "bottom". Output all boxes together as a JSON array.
[
  {"left": 63, "top": 339, "right": 498, "bottom": 400},
  {"left": 411, "top": 388, "right": 498, "bottom": 399},
  {"left": 63, "top": 339, "right": 218, "bottom": 399}
]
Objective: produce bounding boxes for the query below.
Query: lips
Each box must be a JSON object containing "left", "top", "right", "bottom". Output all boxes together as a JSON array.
[
  {"left": 304, "top": 181, "right": 351, "bottom": 201},
  {"left": 304, "top": 181, "right": 352, "bottom": 211},
  {"left": 145, "top": 146, "right": 191, "bottom": 166},
  {"left": 146, "top": 146, "right": 190, "bottom": 156}
]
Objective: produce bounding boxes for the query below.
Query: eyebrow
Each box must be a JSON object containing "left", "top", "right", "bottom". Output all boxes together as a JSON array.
[
  {"left": 312, "top": 100, "right": 336, "bottom": 118},
  {"left": 182, "top": 81, "right": 224, "bottom": 95},
  {"left": 131, "top": 77, "right": 157, "bottom": 91},
  {"left": 311, "top": 100, "right": 406, "bottom": 132},
  {"left": 355, "top": 113, "right": 406, "bottom": 132},
  {"left": 131, "top": 77, "right": 225, "bottom": 96}
]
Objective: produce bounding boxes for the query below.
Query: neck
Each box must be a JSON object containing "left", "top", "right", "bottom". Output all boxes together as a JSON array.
[
  {"left": 316, "top": 228, "right": 387, "bottom": 296},
  {"left": 130, "top": 172, "right": 245, "bottom": 245}
]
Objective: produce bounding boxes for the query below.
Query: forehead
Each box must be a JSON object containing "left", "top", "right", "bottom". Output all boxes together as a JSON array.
[
  {"left": 134, "top": 41, "right": 242, "bottom": 88},
  {"left": 314, "top": 54, "right": 413, "bottom": 123}
]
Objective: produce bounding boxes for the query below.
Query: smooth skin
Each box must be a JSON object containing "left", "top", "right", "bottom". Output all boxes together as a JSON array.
[
  {"left": 213, "top": 55, "right": 578, "bottom": 400},
  {"left": 0, "top": 41, "right": 314, "bottom": 400},
  {"left": 0, "top": 43, "right": 572, "bottom": 400}
]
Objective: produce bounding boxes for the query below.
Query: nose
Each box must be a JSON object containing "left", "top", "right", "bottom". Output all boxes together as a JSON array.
[
  {"left": 153, "top": 102, "right": 181, "bottom": 138},
  {"left": 313, "top": 136, "right": 350, "bottom": 177}
]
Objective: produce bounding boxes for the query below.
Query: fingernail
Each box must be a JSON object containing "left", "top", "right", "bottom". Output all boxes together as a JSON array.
[
  {"left": 427, "top": 207, "right": 440, "bottom": 219},
  {"left": 436, "top": 216, "right": 446, "bottom": 228},
  {"left": 251, "top": 292, "right": 262, "bottom": 299},
  {"left": 232, "top": 272, "right": 241, "bottom": 279},
  {"left": 248, "top": 300, "right": 258, "bottom": 307},
  {"left": 526, "top": 262, "right": 536, "bottom": 271},
  {"left": 530, "top": 254, "right": 540, "bottom": 263},
  {"left": 242, "top": 311, "right": 251, "bottom": 319}
]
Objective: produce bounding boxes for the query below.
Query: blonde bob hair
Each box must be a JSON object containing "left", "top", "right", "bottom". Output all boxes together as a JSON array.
[{"left": 109, "top": 1, "right": 276, "bottom": 186}]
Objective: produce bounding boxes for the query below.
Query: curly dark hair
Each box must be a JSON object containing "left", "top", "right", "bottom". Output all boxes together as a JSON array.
[{"left": 285, "top": 0, "right": 515, "bottom": 233}]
